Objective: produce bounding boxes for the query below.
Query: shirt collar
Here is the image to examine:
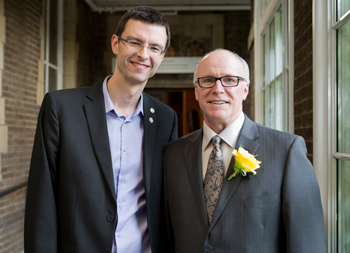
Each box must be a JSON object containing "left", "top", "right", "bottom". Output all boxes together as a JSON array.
[
  {"left": 202, "top": 112, "right": 245, "bottom": 151},
  {"left": 102, "top": 76, "right": 144, "bottom": 118}
]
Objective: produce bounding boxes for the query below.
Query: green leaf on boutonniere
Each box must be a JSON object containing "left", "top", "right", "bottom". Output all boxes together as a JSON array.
[{"left": 228, "top": 146, "right": 261, "bottom": 180}]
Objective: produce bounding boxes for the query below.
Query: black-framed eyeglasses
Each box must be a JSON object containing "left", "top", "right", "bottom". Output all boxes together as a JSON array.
[
  {"left": 196, "top": 76, "right": 247, "bottom": 88},
  {"left": 117, "top": 36, "right": 166, "bottom": 55}
]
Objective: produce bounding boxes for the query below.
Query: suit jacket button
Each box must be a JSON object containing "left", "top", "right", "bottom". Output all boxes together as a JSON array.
[
  {"left": 205, "top": 245, "right": 212, "bottom": 252},
  {"left": 106, "top": 215, "right": 115, "bottom": 222}
]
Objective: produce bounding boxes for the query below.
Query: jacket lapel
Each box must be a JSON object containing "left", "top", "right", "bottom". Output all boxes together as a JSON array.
[
  {"left": 209, "top": 116, "right": 260, "bottom": 230},
  {"left": 142, "top": 94, "right": 157, "bottom": 196},
  {"left": 84, "top": 80, "right": 116, "bottom": 201},
  {"left": 186, "top": 130, "right": 208, "bottom": 223}
]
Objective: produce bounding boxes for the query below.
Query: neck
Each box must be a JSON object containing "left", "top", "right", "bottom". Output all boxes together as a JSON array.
[
  {"left": 107, "top": 75, "right": 146, "bottom": 117},
  {"left": 204, "top": 113, "right": 242, "bottom": 134}
]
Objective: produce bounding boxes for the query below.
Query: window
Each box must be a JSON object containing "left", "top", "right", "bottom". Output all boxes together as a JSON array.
[
  {"left": 254, "top": 0, "right": 290, "bottom": 131},
  {"left": 44, "top": 0, "right": 63, "bottom": 92},
  {"left": 334, "top": 1, "right": 350, "bottom": 252}
]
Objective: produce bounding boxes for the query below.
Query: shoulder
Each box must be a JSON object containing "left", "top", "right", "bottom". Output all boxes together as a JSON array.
[
  {"left": 47, "top": 86, "right": 89, "bottom": 100},
  {"left": 166, "top": 130, "right": 201, "bottom": 150},
  {"left": 42, "top": 79, "right": 104, "bottom": 106},
  {"left": 242, "top": 116, "right": 306, "bottom": 151},
  {"left": 252, "top": 120, "right": 303, "bottom": 143}
]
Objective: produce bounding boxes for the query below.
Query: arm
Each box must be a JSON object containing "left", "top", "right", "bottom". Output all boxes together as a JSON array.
[
  {"left": 163, "top": 144, "right": 175, "bottom": 253},
  {"left": 169, "top": 109, "right": 178, "bottom": 143},
  {"left": 161, "top": 110, "right": 177, "bottom": 252},
  {"left": 282, "top": 136, "right": 326, "bottom": 253},
  {"left": 24, "top": 93, "right": 60, "bottom": 252}
]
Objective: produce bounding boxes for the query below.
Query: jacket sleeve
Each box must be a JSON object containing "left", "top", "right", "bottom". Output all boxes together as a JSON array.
[
  {"left": 24, "top": 93, "right": 60, "bottom": 253},
  {"left": 163, "top": 144, "right": 176, "bottom": 253},
  {"left": 282, "top": 136, "right": 326, "bottom": 253},
  {"left": 169, "top": 109, "right": 178, "bottom": 143}
]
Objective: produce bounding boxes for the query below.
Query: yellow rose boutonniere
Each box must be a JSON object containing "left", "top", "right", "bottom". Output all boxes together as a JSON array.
[{"left": 228, "top": 146, "right": 261, "bottom": 180}]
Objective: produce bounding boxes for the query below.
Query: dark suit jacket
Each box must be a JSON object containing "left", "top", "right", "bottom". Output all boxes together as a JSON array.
[
  {"left": 24, "top": 79, "right": 178, "bottom": 253},
  {"left": 164, "top": 116, "right": 326, "bottom": 253}
]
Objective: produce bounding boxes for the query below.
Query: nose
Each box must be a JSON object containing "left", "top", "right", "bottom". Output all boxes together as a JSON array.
[
  {"left": 212, "top": 79, "right": 225, "bottom": 93},
  {"left": 136, "top": 45, "right": 149, "bottom": 60}
]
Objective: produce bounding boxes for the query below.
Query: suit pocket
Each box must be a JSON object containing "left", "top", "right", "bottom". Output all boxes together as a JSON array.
[
  {"left": 243, "top": 192, "right": 279, "bottom": 207},
  {"left": 59, "top": 239, "right": 74, "bottom": 253}
]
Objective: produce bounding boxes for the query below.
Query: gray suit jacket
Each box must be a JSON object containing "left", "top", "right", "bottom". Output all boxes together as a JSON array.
[
  {"left": 25, "top": 79, "right": 178, "bottom": 253},
  {"left": 164, "top": 116, "right": 325, "bottom": 253}
]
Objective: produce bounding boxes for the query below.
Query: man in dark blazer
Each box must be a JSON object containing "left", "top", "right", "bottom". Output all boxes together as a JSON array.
[
  {"left": 25, "top": 6, "right": 177, "bottom": 253},
  {"left": 164, "top": 49, "right": 326, "bottom": 252}
]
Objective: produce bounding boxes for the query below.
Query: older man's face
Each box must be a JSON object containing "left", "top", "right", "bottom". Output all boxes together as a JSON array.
[{"left": 194, "top": 51, "right": 249, "bottom": 132}]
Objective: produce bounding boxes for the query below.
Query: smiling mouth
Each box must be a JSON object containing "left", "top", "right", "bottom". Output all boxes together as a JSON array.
[
  {"left": 209, "top": 101, "right": 227, "bottom": 104},
  {"left": 131, "top": 61, "right": 149, "bottom": 68}
]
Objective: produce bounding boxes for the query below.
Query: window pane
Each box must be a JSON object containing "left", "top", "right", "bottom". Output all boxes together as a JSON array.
[
  {"left": 286, "top": 4, "right": 289, "bottom": 65},
  {"left": 338, "top": 16, "right": 350, "bottom": 253},
  {"left": 276, "top": 8, "right": 283, "bottom": 76},
  {"left": 338, "top": 159, "right": 350, "bottom": 253},
  {"left": 269, "top": 83, "right": 275, "bottom": 128},
  {"left": 275, "top": 76, "right": 283, "bottom": 131},
  {"left": 263, "top": 34, "right": 267, "bottom": 87},
  {"left": 264, "top": 89, "right": 267, "bottom": 126},
  {"left": 338, "top": 19, "right": 350, "bottom": 154},
  {"left": 269, "top": 18, "right": 276, "bottom": 81},
  {"left": 260, "top": 3, "right": 287, "bottom": 131},
  {"left": 337, "top": 0, "right": 350, "bottom": 21}
]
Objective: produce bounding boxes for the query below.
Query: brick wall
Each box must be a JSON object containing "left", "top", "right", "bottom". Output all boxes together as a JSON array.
[
  {"left": 294, "top": 0, "right": 313, "bottom": 161},
  {"left": 0, "top": 0, "right": 42, "bottom": 251}
]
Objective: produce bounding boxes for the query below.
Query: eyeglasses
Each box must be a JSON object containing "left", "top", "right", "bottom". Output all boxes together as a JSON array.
[
  {"left": 117, "top": 36, "right": 166, "bottom": 55},
  {"left": 196, "top": 76, "right": 247, "bottom": 88}
]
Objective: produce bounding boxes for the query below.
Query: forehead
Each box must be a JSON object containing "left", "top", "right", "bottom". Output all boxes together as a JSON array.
[
  {"left": 122, "top": 19, "right": 167, "bottom": 43},
  {"left": 196, "top": 51, "right": 244, "bottom": 77}
]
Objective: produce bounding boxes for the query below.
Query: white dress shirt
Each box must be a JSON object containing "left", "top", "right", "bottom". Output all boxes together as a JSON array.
[{"left": 201, "top": 112, "right": 245, "bottom": 180}]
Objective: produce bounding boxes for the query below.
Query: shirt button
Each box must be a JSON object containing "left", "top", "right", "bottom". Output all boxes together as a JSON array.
[
  {"left": 106, "top": 214, "right": 115, "bottom": 222},
  {"left": 205, "top": 245, "right": 212, "bottom": 252},
  {"left": 117, "top": 233, "right": 121, "bottom": 238},
  {"left": 123, "top": 148, "right": 128, "bottom": 152},
  {"left": 119, "top": 205, "right": 123, "bottom": 209}
]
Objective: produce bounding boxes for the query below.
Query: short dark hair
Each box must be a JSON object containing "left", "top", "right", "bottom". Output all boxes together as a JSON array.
[{"left": 115, "top": 6, "right": 171, "bottom": 51}]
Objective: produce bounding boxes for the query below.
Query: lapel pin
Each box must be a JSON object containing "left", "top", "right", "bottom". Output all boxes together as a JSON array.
[
  {"left": 150, "top": 108, "right": 155, "bottom": 113},
  {"left": 149, "top": 117, "right": 154, "bottom": 123}
]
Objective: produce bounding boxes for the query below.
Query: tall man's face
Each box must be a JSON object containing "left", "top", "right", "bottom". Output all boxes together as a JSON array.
[
  {"left": 111, "top": 19, "right": 167, "bottom": 85},
  {"left": 194, "top": 50, "right": 249, "bottom": 133}
]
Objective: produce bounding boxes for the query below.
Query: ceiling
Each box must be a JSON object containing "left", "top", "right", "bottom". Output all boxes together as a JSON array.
[{"left": 84, "top": 0, "right": 251, "bottom": 13}]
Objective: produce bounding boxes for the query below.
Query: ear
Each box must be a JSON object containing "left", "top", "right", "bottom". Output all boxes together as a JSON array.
[
  {"left": 111, "top": 34, "right": 119, "bottom": 55},
  {"left": 159, "top": 52, "right": 165, "bottom": 62},
  {"left": 242, "top": 82, "right": 249, "bottom": 100},
  {"left": 194, "top": 85, "right": 199, "bottom": 101}
]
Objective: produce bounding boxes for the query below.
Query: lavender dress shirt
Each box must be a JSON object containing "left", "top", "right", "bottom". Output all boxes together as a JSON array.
[{"left": 103, "top": 77, "right": 151, "bottom": 253}]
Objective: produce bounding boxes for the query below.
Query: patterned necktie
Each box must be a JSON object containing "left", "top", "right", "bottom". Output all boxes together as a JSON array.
[{"left": 203, "top": 136, "right": 224, "bottom": 224}]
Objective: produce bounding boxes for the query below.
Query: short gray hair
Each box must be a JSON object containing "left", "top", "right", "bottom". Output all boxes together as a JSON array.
[{"left": 193, "top": 48, "right": 250, "bottom": 84}]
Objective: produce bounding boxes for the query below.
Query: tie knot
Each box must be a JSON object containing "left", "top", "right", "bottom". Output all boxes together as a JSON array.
[{"left": 211, "top": 136, "right": 221, "bottom": 147}]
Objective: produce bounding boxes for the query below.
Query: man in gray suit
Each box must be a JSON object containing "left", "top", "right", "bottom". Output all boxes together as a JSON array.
[
  {"left": 25, "top": 6, "right": 177, "bottom": 253},
  {"left": 164, "top": 49, "right": 326, "bottom": 252}
]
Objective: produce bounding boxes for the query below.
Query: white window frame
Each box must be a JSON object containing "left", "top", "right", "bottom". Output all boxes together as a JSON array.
[
  {"left": 314, "top": 0, "right": 350, "bottom": 252},
  {"left": 331, "top": 1, "right": 350, "bottom": 252},
  {"left": 44, "top": 0, "right": 63, "bottom": 92},
  {"left": 254, "top": 0, "right": 293, "bottom": 132}
]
